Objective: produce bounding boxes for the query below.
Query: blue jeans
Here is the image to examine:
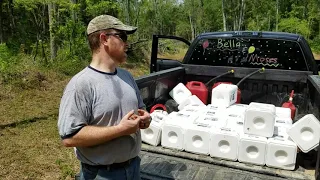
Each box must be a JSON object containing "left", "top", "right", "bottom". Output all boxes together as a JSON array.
[{"left": 80, "top": 157, "right": 141, "bottom": 180}]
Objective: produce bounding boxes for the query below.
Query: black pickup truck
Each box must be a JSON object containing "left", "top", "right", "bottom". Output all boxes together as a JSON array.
[{"left": 135, "top": 31, "right": 320, "bottom": 180}]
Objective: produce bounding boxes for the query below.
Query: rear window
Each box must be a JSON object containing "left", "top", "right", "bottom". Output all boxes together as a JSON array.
[{"left": 188, "top": 38, "right": 308, "bottom": 71}]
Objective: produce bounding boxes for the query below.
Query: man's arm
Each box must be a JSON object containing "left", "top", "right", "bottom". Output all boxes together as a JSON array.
[
  {"left": 62, "top": 110, "right": 141, "bottom": 147},
  {"left": 62, "top": 125, "right": 125, "bottom": 147}
]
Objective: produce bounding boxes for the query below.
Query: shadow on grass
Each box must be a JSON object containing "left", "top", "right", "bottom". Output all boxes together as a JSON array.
[{"left": 0, "top": 113, "right": 58, "bottom": 129}]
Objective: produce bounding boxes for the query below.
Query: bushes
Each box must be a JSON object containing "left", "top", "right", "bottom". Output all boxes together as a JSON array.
[
  {"left": 53, "top": 44, "right": 90, "bottom": 76},
  {"left": 52, "top": 57, "right": 89, "bottom": 76},
  {"left": 310, "top": 37, "right": 320, "bottom": 55},
  {"left": 0, "top": 37, "right": 152, "bottom": 91},
  {"left": 0, "top": 54, "right": 49, "bottom": 90},
  {"left": 0, "top": 43, "right": 12, "bottom": 72}
]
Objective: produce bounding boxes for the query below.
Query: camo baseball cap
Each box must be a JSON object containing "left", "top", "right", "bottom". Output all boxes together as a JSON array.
[{"left": 87, "top": 15, "right": 137, "bottom": 35}]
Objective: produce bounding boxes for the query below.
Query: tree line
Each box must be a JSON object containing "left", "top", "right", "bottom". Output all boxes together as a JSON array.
[{"left": 1, "top": 0, "right": 320, "bottom": 70}]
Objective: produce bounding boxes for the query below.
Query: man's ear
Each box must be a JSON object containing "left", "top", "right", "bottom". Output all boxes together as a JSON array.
[{"left": 100, "top": 33, "right": 108, "bottom": 45}]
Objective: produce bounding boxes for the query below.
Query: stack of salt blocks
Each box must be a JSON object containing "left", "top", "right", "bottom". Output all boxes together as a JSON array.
[{"left": 141, "top": 83, "right": 320, "bottom": 171}]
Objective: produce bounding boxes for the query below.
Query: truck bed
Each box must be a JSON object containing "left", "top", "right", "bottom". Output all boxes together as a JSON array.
[
  {"left": 140, "top": 144, "right": 313, "bottom": 180},
  {"left": 136, "top": 65, "right": 320, "bottom": 180}
]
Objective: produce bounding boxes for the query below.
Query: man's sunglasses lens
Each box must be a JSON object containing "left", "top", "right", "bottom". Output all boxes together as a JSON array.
[
  {"left": 105, "top": 33, "right": 128, "bottom": 42},
  {"left": 119, "top": 33, "right": 127, "bottom": 42}
]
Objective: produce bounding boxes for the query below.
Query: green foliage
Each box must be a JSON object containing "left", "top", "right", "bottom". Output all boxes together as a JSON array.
[
  {"left": 85, "top": 0, "right": 120, "bottom": 17},
  {"left": 126, "top": 41, "right": 151, "bottom": 64},
  {"left": 56, "top": 20, "right": 89, "bottom": 56},
  {"left": 245, "top": 0, "right": 275, "bottom": 31},
  {"left": 0, "top": 54, "right": 48, "bottom": 90},
  {"left": 0, "top": 44, "right": 11, "bottom": 72},
  {"left": 175, "top": 21, "right": 192, "bottom": 40},
  {"left": 310, "top": 37, "right": 320, "bottom": 53},
  {"left": 54, "top": 20, "right": 90, "bottom": 75},
  {"left": 278, "top": 18, "right": 310, "bottom": 37},
  {"left": 158, "top": 39, "right": 184, "bottom": 55},
  {"left": 53, "top": 54, "right": 89, "bottom": 76}
]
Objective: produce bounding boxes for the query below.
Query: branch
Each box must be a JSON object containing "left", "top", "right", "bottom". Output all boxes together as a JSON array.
[{"left": 129, "top": 39, "right": 149, "bottom": 46}]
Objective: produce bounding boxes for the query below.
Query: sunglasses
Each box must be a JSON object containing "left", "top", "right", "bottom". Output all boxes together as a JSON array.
[{"left": 105, "top": 32, "right": 128, "bottom": 42}]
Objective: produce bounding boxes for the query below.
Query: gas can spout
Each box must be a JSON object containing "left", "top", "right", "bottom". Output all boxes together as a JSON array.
[
  {"left": 282, "top": 90, "right": 296, "bottom": 120},
  {"left": 289, "top": 90, "right": 294, "bottom": 102}
]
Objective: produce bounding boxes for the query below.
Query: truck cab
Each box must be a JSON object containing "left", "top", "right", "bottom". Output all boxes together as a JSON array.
[{"left": 151, "top": 31, "right": 319, "bottom": 74}]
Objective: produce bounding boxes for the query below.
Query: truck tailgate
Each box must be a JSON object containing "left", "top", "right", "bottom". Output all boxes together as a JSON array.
[{"left": 140, "top": 144, "right": 314, "bottom": 180}]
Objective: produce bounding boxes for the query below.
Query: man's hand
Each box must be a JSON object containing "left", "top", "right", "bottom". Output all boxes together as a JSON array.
[
  {"left": 137, "top": 109, "right": 151, "bottom": 129},
  {"left": 118, "top": 110, "right": 141, "bottom": 135}
]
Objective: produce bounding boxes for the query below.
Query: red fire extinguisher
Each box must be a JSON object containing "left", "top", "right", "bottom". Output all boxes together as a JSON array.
[{"left": 282, "top": 90, "right": 296, "bottom": 120}]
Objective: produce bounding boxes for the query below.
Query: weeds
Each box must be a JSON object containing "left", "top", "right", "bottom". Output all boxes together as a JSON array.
[{"left": 56, "top": 159, "right": 76, "bottom": 179}]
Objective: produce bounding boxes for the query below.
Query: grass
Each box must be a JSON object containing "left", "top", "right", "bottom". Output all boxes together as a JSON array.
[
  {"left": 0, "top": 75, "right": 67, "bottom": 127},
  {"left": 158, "top": 48, "right": 188, "bottom": 61},
  {"left": 0, "top": 69, "right": 78, "bottom": 179},
  {"left": 158, "top": 45, "right": 188, "bottom": 61},
  {"left": 0, "top": 58, "right": 149, "bottom": 179},
  {"left": 313, "top": 53, "right": 320, "bottom": 60},
  {"left": 0, "top": 117, "right": 78, "bottom": 180}
]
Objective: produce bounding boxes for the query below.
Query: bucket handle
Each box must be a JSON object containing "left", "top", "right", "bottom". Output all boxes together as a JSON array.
[
  {"left": 190, "top": 81, "right": 203, "bottom": 87},
  {"left": 150, "top": 104, "right": 167, "bottom": 113}
]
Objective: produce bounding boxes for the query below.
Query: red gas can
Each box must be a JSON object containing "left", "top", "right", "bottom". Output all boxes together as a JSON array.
[
  {"left": 282, "top": 90, "right": 296, "bottom": 120},
  {"left": 212, "top": 82, "right": 241, "bottom": 103},
  {"left": 212, "top": 82, "right": 233, "bottom": 88},
  {"left": 186, "top": 81, "right": 208, "bottom": 104}
]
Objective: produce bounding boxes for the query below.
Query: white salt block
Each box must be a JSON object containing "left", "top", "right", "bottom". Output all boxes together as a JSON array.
[
  {"left": 168, "top": 111, "right": 178, "bottom": 118},
  {"left": 288, "top": 114, "right": 320, "bottom": 153},
  {"left": 195, "top": 109, "right": 225, "bottom": 128},
  {"left": 169, "top": 83, "right": 192, "bottom": 104},
  {"left": 226, "top": 113, "right": 244, "bottom": 124},
  {"left": 273, "top": 126, "right": 290, "bottom": 140},
  {"left": 238, "top": 134, "right": 267, "bottom": 165},
  {"left": 226, "top": 104, "right": 248, "bottom": 115},
  {"left": 141, "top": 112, "right": 166, "bottom": 146},
  {"left": 179, "top": 103, "right": 208, "bottom": 115},
  {"left": 225, "top": 115, "right": 244, "bottom": 135},
  {"left": 175, "top": 110, "right": 200, "bottom": 124},
  {"left": 266, "top": 137, "right": 297, "bottom": 170},
  {"left": 276, "top": 107, "right": 292, "bottom": 119},
  {"left": 161, "top": 111, "right": 197, "bottom": 150},
  {"left": 210, "top": 127, "right": 240, "bottom": 161},
  {"left": 225, "top": 104, "right": 246, "bottom": 127},
  {"left": 184, "top": 123, "right": 211, "bottom": 155},
  {"left": 244, "top": 102, "right": 276, "bottom": 137},
  {"left": 151, "top": 109, "right": 168, "bottom": 116},
  {"left": 161, "top": 115, "right": 185, "bottom": 150},
  {"left": 206, "top": 104, "right": 220, "bottom": 111},
  {"left": 178, "top": 95, "right": 205, "bottom": 111},
  {"left": 275, "top": 117, "right": 293, "bottom": 129},
  {"left": 211, "top": 84, "right": 238, "bottom": 108}
]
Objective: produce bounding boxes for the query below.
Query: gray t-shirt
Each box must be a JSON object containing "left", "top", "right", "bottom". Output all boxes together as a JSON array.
[{"left": 58, "top": 66, "right": 145, "bottom": 165}]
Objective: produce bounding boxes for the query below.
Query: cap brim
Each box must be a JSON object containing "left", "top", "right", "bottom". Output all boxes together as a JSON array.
[{"left": 114, "top": 24, "right": 137, "bottom": 34}]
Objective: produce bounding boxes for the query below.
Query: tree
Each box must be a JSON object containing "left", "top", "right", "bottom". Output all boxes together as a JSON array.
[
  {"left": 222, "top": 0, "right": 226, "bottom": 31},
  {"left": 48, "top": 2, "right": 57, "bottom": 61},
  {"left": 276, "top": 0, "right": 279, "bottom": 31},
  {"left": 0, "top": 0, "right": 3, "bottom": 43}
]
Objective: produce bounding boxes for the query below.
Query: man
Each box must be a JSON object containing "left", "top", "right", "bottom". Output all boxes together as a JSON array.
[{"left": 57, "top": 14, "right": 151, "bottom": 180}]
